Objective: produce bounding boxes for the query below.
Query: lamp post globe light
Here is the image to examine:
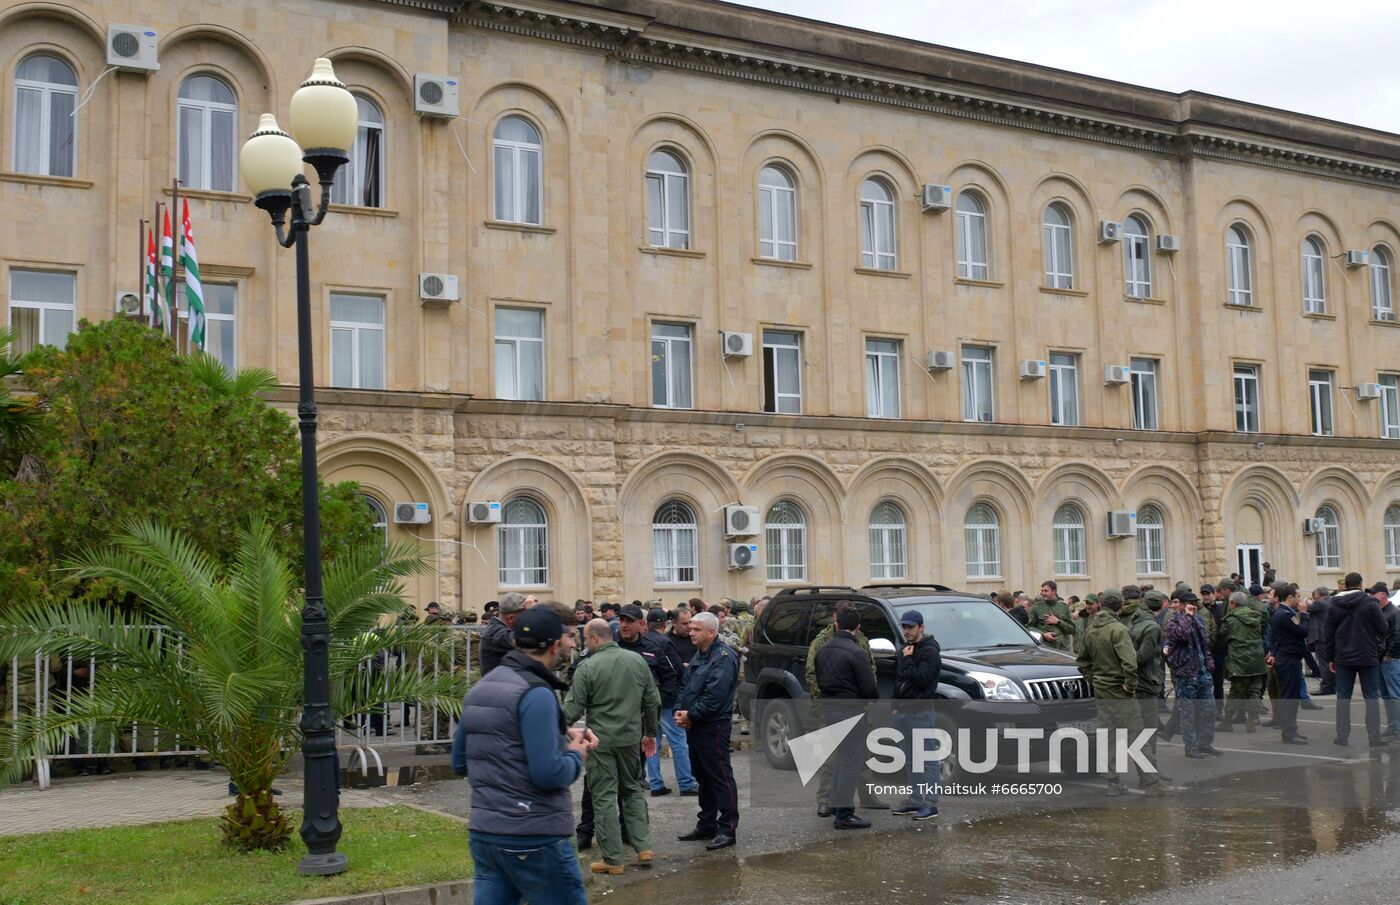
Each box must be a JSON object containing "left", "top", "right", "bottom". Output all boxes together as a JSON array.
[{"left": 239, "top": 58, "right": 357, "bottom": 877}]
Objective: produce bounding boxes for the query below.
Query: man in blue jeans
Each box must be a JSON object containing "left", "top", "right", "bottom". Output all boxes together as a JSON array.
[
  {"left": 1371, "top": 584, "right": 1400, "bottom": 738},
  {"left": 1326, "top": 573, "right": 1389, "bottom": 748},
  {"left": 641, "top": 609, "right": 699, "bottom": 796}
]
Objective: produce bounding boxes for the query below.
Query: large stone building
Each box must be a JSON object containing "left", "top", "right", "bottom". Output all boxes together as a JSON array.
[{"left": 5, "top": 0, "right": 1400, "bottom": 610}]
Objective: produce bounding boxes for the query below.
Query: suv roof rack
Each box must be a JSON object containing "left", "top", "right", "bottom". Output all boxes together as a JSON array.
[
  {"left": 770, "top": 585, "right": 861, "bottom": 598},
  {"left": 860, "top": 583, "right": 955, "bottom": 593}
]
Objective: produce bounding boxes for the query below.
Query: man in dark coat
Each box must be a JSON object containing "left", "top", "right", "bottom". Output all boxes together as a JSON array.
[
  {"left": 814, "top": 605, "right": 878, "bottom": 829},
  {"left": 480, "top": 592, "right": 531, "bottom": 676},
  {"left": 890, "top": 609, "right": 941, "bottom": 820},
  {"left": 1326, "top": 572, "right": 1389, "bottom": 747},
  {"left": 1308, "top": 588, "right": 1334, "bottom": 693},
  {"left": 1269, "top": 583, "right": 1311, "bottom": 743}
]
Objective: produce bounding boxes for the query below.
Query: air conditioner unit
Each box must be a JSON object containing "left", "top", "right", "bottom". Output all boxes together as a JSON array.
[
  {"left": 1018, "top": 359, "right": 1047, "bottom": 380},
  {"left": 723, "top": 505, "right": 761, "bottom": 537},
  {"left": 107, "top": 25, "right": 159, "bottom": 72},
  {"left": 1357, "top": 383, "right": 1382, "bottom": 400},
  {"left": 114, "top": 290, "right": 145, "bottom": 317},
  {"left": 728, "top": 543, "right": 760, "bottom": 571},
  {"left": 920, "top": 184, "right": 952, "bottom": 211},
  {"left": 926, "top": 349, "right": 955, "bottom": 371},
  {"left": 394, "top": 502, "right": 432, "bottom": 525},
  {"left": 1103, "top": 365, "right": 1131, "bottom": 385},
  {"left": 1155, "top": 234, "right": 1181, "bottom": 254},
  {"left": 1098, "top": 220, "right": 1124, "bottom": 243},
  {"left": 418, "top": 272, "right": 459, "bottom": 305},
  {"left": 1345, "top": 250, "right": 1370, "bottom": 268},
  {"left": 466, "top": 501, "right": 502, "bottom": 524},
  {"left": 414, "top": 74, "right": 459, "bottom": 117},
  {"left": 1106, "top": 510, "right": 1137, "bottom": 538},
  {"left": 1378, "top": 310, "right": 1397, "bottom": 322},
  {"left": 1302, "top": 517, "right": 1325, "bottom": 536},
  {"left": 722, "top": 331, "right": 753, "bottom": 358}
]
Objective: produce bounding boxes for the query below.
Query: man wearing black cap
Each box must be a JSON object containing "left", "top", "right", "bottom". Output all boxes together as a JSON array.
[
  {"left": 640, "top": 608, "right": 698, "bottom": 796},
  {"left": 1327, "top": 572, "right": 1388, "bottom": 747},
  {"left": 814, "top": 605, "right": 879, "bottom": 827},
  {"left": 891, "top": 609, "right": 941, "bottom": 820},
  {"left": 1269, "top": 583, "right": 1311, "bottom": 743}
]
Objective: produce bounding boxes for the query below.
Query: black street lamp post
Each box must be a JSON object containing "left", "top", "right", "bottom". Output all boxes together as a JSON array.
[{"left": 239, "top": 60, "right": 358, "bottom": 877}]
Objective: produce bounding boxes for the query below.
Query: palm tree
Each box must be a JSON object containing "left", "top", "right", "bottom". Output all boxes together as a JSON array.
[
  {"left": 186, "top": 351, "right": 278, "bottom": 399},
  {"left": 0, "top": 327, "right": 42, "bottom": 469},
  {"left": 0, "top": 519, "right": 467, "bottom": 852}
]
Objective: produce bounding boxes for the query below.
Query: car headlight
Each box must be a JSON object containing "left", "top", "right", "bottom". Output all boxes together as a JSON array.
[{"left": 967, "top": 671, "right": 1026, "bottom": 702}]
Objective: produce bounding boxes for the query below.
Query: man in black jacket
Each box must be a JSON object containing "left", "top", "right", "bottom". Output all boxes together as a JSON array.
[
  {"left": 1309, "top": 588, "right": 1335, "bottom": 694},
  {"left": 891, "top": 610, "right": 941, "bottom": 820},
  {"left": 1268, "top": 583, "right": 1310, "bottom": 744},
  {"left": 813, "top": 605, "right": 878, "bottom": 830},
  {"left": 1326, "top": 573, "right": 1389, "bottom": 747},
  {"left": 479, "top": 592, "right": 531, "bottom": 676},
  {"left": 1372, "top": 585, "right": 1400, "bottom": 739}
]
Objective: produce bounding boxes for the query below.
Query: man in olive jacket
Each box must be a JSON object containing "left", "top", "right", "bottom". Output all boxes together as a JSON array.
[
  {"left": 1029, "top": 580, "right": 1076, "bottom": 651},
  {"left": 1218, "top": 591, "right": 1269, "bottom": 733},
  {"left": 805, "top": 614, "right": 878, "bottom": 816},
  {"left": 1119, "top": 587, "right": 1166, "bottom": 770}
]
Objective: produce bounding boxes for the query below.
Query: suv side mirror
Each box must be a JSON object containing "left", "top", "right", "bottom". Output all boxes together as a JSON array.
[
  {"left": 1027, "top": 630, "right": 1044, "bottom": 645},
  {"left": 869, "top": 637, "right": 896, "bottom": 655}
]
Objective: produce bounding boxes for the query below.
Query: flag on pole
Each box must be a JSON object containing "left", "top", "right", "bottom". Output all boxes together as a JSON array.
[
  {"left": 180, "top": 200, "right": 206, "bottom": 350},
  {"left": 146, "top": 228, "right": 160, "bottom": 330},
  {"left": 159, "top": 210, "right": 175, "bottom": 336}
]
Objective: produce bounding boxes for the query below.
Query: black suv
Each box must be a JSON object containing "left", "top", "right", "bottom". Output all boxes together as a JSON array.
[{"left": 738, "top": 584, "right": 1096, "bottom": 778}]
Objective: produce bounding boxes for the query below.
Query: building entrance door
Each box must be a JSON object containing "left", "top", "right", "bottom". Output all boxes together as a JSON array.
[{"left": 1236, "top": 544, "right": 1263, "bottom": 587}]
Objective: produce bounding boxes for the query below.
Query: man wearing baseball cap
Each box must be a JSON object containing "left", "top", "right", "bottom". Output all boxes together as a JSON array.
[
  {"left": 640, "top": 608, "right": 698, "bottom": 796},
  {"left": 890, "top": 609, "right": 942, "bottom": 820}
]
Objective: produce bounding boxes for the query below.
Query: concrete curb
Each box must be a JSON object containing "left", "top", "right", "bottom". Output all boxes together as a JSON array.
[{"left": 292, "top": 879, "right": 472, "bottom": 905}]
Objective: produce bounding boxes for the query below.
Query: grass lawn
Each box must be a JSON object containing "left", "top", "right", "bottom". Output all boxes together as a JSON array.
[{"left": 0, "top": 806, "right": 471, "bottom": 905}]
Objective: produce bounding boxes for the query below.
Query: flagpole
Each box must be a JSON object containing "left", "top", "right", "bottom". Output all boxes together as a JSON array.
[
  {"left": 138, "top": 218, "right": 147, "bottom": 324},
  {"left": 170, "top": 179, "right": 181, "bottom": 349},
  {"left": 153, "top": 201, "right": 164, "bottom": 334}
]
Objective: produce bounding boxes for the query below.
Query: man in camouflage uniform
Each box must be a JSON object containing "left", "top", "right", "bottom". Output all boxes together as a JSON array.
[
  {"left": 805, "top": 612, "right": 880, "bottom": 815},
  {"left": 1120, "top": 586, "right": 1168, "bottom": 774},
  {"left": 1029, "top": 580, "right": 1076, "bottom": 651},
  {"left": 1217, "top": 591, "right": 1268, "bottom": 732}
]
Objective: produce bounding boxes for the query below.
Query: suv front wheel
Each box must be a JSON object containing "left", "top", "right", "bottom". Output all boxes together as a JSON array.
[{"left": 758, "top": 698, "right": 799, "bottom": 770}]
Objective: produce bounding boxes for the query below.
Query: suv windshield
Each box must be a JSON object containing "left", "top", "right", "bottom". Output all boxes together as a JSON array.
[{"left": 897, "top": 599, "right": 1035, "bottom": 650}]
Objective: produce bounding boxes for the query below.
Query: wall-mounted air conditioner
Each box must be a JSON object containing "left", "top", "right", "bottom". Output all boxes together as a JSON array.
[
  {"left": 394, "top": 502, "right": 432, "bottom": 525},
  {"left": 920, "top": 184, "right": 952, "bottom": 211},
  {"left": 467, "top": 501, "right": 501, "bottom": 524},
  {"left": 728, "top": 543, "right": 759, "bottom": 570},
  {"left": 1019, "top": 359, "right": 1047, "bottom": 380},
  {"left": 1098, "top": 220, "right": 1124, "bottom": 243},
  {"left": 723, "top": 505, "right": 760, "bottom": 537},
  {"left": 414, "top": 73, "right": 459, "bottom": 117},
  {"left": 722, "top": 331, "right": 753, "bottom": 358},
  {"left": 1107, "top": 510, "right": 1137, "bottom": 538},
  {"left": 926, "top": 349, "right": 955, "bottom": 371},
  {"left": 107, "top": 25, "right": 159, "bottom": 72},
  {"left": 419, "top": 272, "right": 459, "bottom": 305},
  {"left": 1155, "top": 234, "right": 1181, "bottom": 253},
  {"left": 1103, "top": 365, "right": 1131, "bottom": 385}
]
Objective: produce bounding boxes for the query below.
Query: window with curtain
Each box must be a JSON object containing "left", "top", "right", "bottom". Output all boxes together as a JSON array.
[
  {"left": 1372, "top": 247, "right": 1393, "bottom": 319},
  {"left": 645, "top": 149, "right": 690, "bottom": 249},
  {"left": 494, "top": 307, "right": 545, "bottom": 401},
  {"left": 1042, "top": 203, "right": 1074, "bottom": 289},
  {"left": 1052, "top": 504, "right": 1086, "bottom": 575},
  {"left": 1123, "top": 215, "right": 1152, "bottom": 298},
  {"left": 1233, "top": 364, "right": 1260, "bottom": 433},
  {"left": 651, "top": 322, "right": 693, "bottom": 409},
  {"left": 765, "top": 500, "right": 807, "bottom": 582},
  {"left": 955, "top": 192, "right": 989, "bottom": 279},
  {"left": 328, "top": 293, "right": 385, "bottom": 389},
  {"left": 499, "top": 497, "right": 549, "bottom": 586},
  {"left": 859, "top": 178, "right": 896, "bottom": 270},
  {"left": 177, "top": 74, "right": 237, "bottom": 192},
  {"left": 762, "top": 330, "right": 802, "bottom": 414},
  {"left": 202, "top": 282, "right": 237, "bottom": 370},
  {"left": 1302, "top": 236, "right": 1327, "bottom": 314},
  {"left": 330, "top": 95, "right": 384, "bottom": 208},
  {"left": 13, "top": 54, "right": 77, "bottom": 177},
  {"left": 493, "top": 116, "right": 541, "bottom": 225},
  {"left": 1309, "top": 369, "right": 1334, "bottom": 437},
  {"left": 360, "top": 494, "right": 388, "bottom": 550},
  {"left": 1314, "top": 506, "right": 1341, "bottom": 570},
  {"left": 652, "top": 500, "right": 698, "bottom": 585},
  {"left": 869, "top": 502, "right": 907, "bottom": 581},
  {"left": 961, "top": 345, "right": 994, "bottom": 423},
  {"left": 1049, "top": 352, "right": 1079, "bottom": 426},
  {"left": 1380, "top": 375, "right": 1400, "bottom": 440},
  {"left": 758, "top": 164, "right": 797, "bottom": 260},
  {"left": 7, "top": 269, "right": 75, "bottom": 355},
  {"left": 1130, "top": 357, "right": 1158, "bottom": 431},
  {"left": 1385, "top": 505, "right": 1400, "bottom": 568},
  {"left": 1226, "top": 225, "right": 1253, "bottom": 306},
  {"left": 964, "top": 503, "right": 1001, "bottom": 578},
  {"left": 865, "top": 338, "right": 901, "bottom": 419},
  {"left": 1135, "top": 505, "right": 1166, "bottom": 574}
]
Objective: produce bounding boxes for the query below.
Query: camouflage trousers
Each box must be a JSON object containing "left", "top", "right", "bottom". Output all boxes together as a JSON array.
[
  {"left": 1094, "top": 687, "right": 1162, "bottom": 788},
  {"left": 1224, "top": 674, "right": 1266, "bottom": 726}
]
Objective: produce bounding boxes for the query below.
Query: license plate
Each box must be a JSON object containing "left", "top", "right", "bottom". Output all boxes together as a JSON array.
[{"left": 1057, "top": 720, "right": 1096, "bottom": 734}]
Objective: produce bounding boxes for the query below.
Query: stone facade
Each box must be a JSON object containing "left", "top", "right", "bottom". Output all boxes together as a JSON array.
[{"left": 4, "top": 0, "right": 1400, "bottom": 610}]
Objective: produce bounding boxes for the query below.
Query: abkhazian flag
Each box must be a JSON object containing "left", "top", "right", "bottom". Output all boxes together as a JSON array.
[
  {"left": 159, "top": 209, "right": 175, "bottom": 335},
  {"left": 146, "top": 227, "right": 160, "bottom": 330},
  {"left": 180, "top": 199, "right": 206, "bottom": 350}
]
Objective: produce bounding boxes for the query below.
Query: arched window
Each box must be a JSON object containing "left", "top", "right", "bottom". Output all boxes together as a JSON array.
[
  {"left": 1052, "top": 504, "right": 1086, "bottom": 575},
  {"left": 1135, "top": 505, "right": 1166, "bottom": 575},
  {"left": 493, "top": 116, "right": 541, "bottom": 225},
  {"left": 1042, "top": 203, "right": 1074, "bottom": 289},
  {"left": 652, "top": 500, "right": 698, "bottom": 586},
  {"left": 178, "top": 74, "right": 237, "bottom": 192},
  {"left": 964, "top": 503, "right": 1001, "bottom": 578},
  {"left": 13, "top": 54, "right": 77, "bottom": 177},
  {"left": 1302, "top": 236, "right": 1327, "bottom": 314},
  {"left": 645, "top": 149, "right": 690, "bottom": 249},
  {"left": 1385, "top": 505, "right": 1400, "bottom": 568},
  {"left": 758, "top": 164, "right": 797, "bottom": 261},
  {"left": 859, "top": 178, "right": 896, "bottom": 270},
  {"left": 765, "top": 500, "right": 807, "bottom": 582},
  {"left": 1226, "top": 224, "right": 1254, "bottom": 306},
  {"left": 868, "top": 502, "right": 907, "bottom": 581},
  {"left": 498, "top": 497, "right": 549, "bottom": 587},
  {"left": 1371, "top": 247, "right": 1393, "bottom": 319},
  {"left": 955, "top": 192, "right": 989, "bottom": 280},
  {"left": 1314, "top": 505, "right": 1341, "bottom": 570},
  {"left": 360, "top": 493, "right": 388, "bottom": 551},
  {"left": 330, "top": 95, "right": 385, "bottom": 208},
  {"left": 1123, "top": 215, "right": 1152, "bottom": 299}
]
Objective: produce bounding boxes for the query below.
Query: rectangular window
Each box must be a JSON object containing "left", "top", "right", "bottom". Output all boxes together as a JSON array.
[
  {"left": 328, "top": 293, "right": 385, "bottom": 389},
  {"left": 494, "top": 307, "right": 545, "bottom": 401},
  {"left": 961, "top": 345, "right": 994, "bottom": 423},
  {"left": 1308, "top": 369, "right": 1334, "bottom": 437},
  {"left": 651, "top": 322, "right": 693, "bottom": 409},
  {"left": 203, "top": 282, "right": 236, "bottom": 370},
  {"left": 762, "top": 330, "right": 802, "bottom": 414},
  {"left": 1380, "top": 374, "right": 1400, "bottom": 440},
  {"left": 1048, "top": 352, "right": 1079, "bottom": 426},
  {"left": 7, "top": 269, "right": 75, "bottom": 355},
  {"left": 1234, "top": 364, "right": 1260, "bottom": 433},
  {"left": 1130, "top": 357, "right": 1159, "bottom": 431},
  {"left": 864, "top": 338, "right": 901, "bottom": 418}
]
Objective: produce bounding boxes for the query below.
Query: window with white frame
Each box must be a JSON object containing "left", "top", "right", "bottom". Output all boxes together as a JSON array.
[
  {"left": 1052, "top": 503, "right": 1087, "bottom": 576},
  {"left": 1123, "top": 215, "right": 1152, "bottom": 298},
  {"left": 962, "top": 345, "right": 994, "bottom": 423},
  {"left": 1226, "top": 225, "right": 1254, "bottom": 306},
  {"left": 645, "top": 149, "right": 690, "bottom": 249},
  {"left": 869, "top": 501, "right": 907, "bottom": 581},
  {"left": 859, "top": 178, "right": 896, "bottom": 270},
  {"left": 651, "top": 322, "right": 693, "bottom": 409},
  {"left": 1130, "top": 357, "right": 1159, "bottom": 431},
  {"left": 330, "top": 95, "right": 384, "bottom": 208},
  {"left": 964, "top": 503, "right": 1001, "bottom": 578},
  {"left": 1302, "top": 236, "right": 1327, "bottom": 314},
  {"left": 1314, "top": 505, "right": 1341, "bottom": 570},
  {"left": 202, "top": 282, "right": 236, "bottom": 370},
  {"left": 865, "top": 338, "right": 901, "bottom": 419},
  {"left": 1380, "top": 375, "right": 1400, "bottom": 440},
  {"left": 758, "top": 165, "right": 797, "bottom": 261},
  {"left": 328, "top": 293, "right": 385, "bottom": 389},
  {"left": 1136, "top": 504, "right": 1166, "bottom": 575},
  {"left": 765, "top": 500, "right": 807, "bottom": 582},
  {"left": 1049, "top": 352, "right": 1079, "bottom": 426},
  {"left": 360, "top": 493, "right": 388, "bottom": 550},
  {"left": 494, "top": 307, "right": 544, "bottom": 401},
  {"left": 762, "top": 329, "right": 802, "bottom": 414},
  {"left": 652, "top": 499, "right": 698, "bottom": 585},
  {"left": 13, "top": 54, "right": 77, "bottom": 178},
  {"left": 1385, "top": 504, "right": 1400, "bottom": 568},
  {"left": 177, "top": 74, "right": 237, "bottom": 192},
  {"left": 1042, "top": 203, "right": 1074, "bottom": 289},
  {"left": 1309, "top": 369, "right": 1334, "bottom": 437},
  {"left": 1372, "top": 247, "right": 1394, "bottom": 319},
  {"left": 493, "top": 116, "right": 541, "bottom": 225},
  {"left": 7, "top": 269, "right": 75, "bottom": 355},
  {"left": 1234, "top": 363, "right": 1260, "bottom": 433},
  {"left": 499, "top": 497, "right": 549, "bottom": 587},
  {"left": 955, "top": 192, "right": 989, "bottom": 280}
]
